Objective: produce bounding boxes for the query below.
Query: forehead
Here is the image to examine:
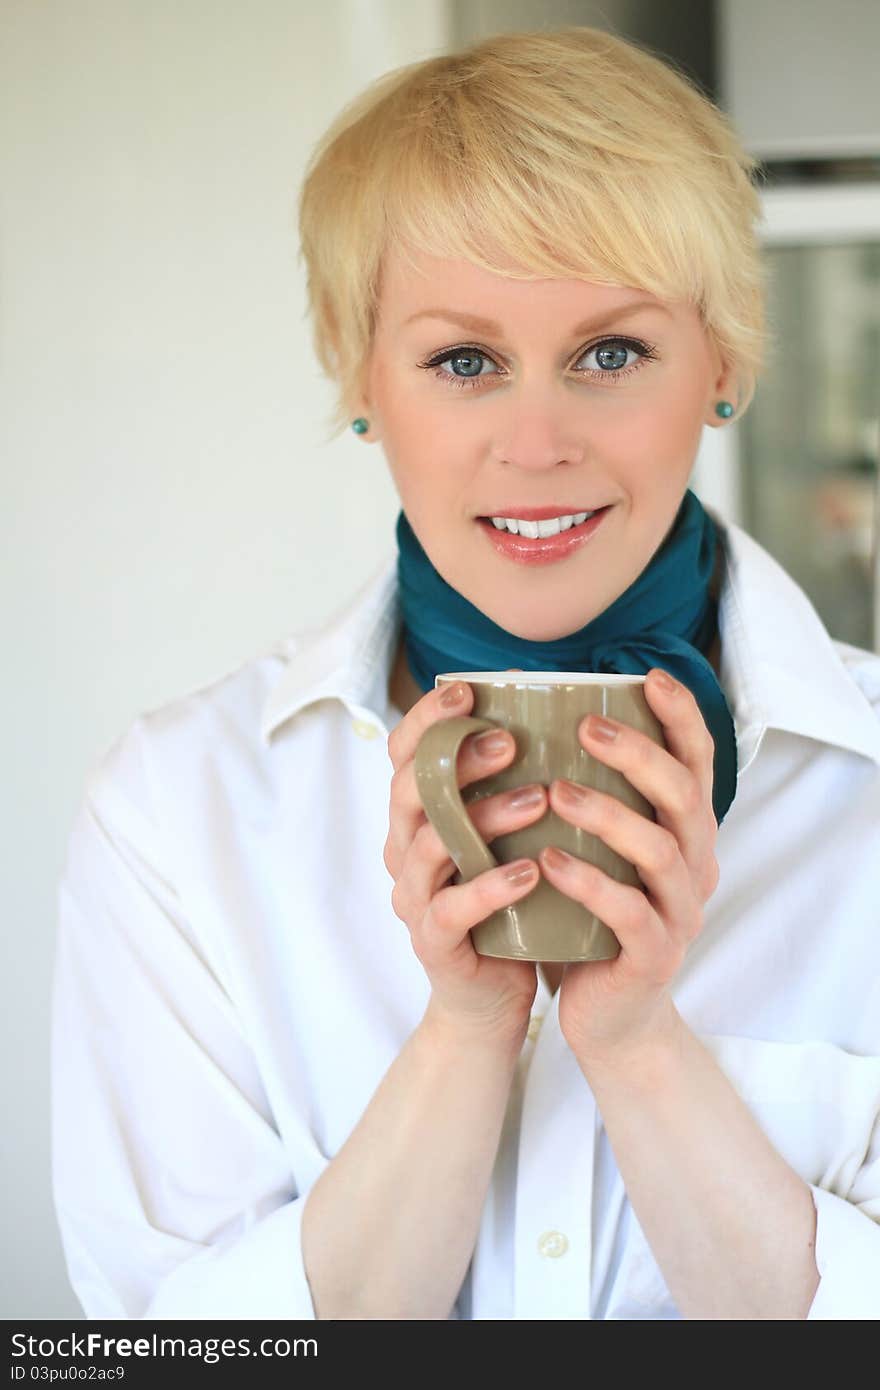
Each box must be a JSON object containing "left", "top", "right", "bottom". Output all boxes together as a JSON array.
[{"left": 376, "top": 242, "right": 673, "bottom": 326}]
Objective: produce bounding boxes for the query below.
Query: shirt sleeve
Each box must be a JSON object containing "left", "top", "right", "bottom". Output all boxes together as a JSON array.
[
  {"left": 698, "top": 1030, "right": 880, "bottom": 1322},
  {"left": 51, "top": 719, "right": 319, "bottom": 1320},
  {"left": 805, "top": 1060, "right": 880, "bottom": 1319},
  {"left": 807, "top": 1182, "right": 880, "bottom": 1319}
]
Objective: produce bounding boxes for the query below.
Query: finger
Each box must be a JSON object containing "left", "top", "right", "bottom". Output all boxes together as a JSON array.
[
  {"left": 414, "top": 857, "right": 539, "bottom": 970},
  {"left": 385, "top": 722, "right": 518, "bottom": 876},
  {"left": 545, "top": 784, "right": 701, "bottom": 946},
  {"left": 538, "top": 848, "right": 676, "bottom": 980},
  {"left": 386, "top": 680, "right": 474, "bottom": 772},
  {"left": 643, "top": 668, "right": 717, "bottom": 809},
  {"left": 577, "top": 704, "right": 711, "bottom": 877},
  {"left": 406, "top": 780, "right": 548, "bottom": 903},
  {"left": 386, "top": 666, "right": 523, "bottom": 771}
]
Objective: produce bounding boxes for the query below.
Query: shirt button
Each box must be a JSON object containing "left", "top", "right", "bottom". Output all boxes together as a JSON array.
[
  {"left": 352, "top": 718, "right": 380, "bottom": 739},
  {"left": 537, "top": 1230, "right": 569, "bottom": 1259},
  {"left": 527, "top": 1014, "right": 544, "bottom": 1042}
]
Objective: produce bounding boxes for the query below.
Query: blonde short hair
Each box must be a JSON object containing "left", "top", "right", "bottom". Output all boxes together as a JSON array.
[{"left": 298, "top": 25, "right": 768, "bottom": 441}]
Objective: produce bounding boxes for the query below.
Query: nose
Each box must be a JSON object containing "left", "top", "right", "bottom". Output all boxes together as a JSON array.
[{"left": 488, "top": 384, "right": 587, "bottom": 471}]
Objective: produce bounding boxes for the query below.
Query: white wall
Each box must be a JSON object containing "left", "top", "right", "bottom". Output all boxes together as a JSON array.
[{"left": 1, "top": 0, "right": 451, "bottom": 1319}]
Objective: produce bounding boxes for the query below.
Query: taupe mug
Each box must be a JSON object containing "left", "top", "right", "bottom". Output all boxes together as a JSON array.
[{"left": 413, "top": 672, "right": 666, "bottom": 962}]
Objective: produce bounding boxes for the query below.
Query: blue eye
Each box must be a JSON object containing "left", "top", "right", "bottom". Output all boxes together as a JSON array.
[
  {"left": 582, "top": 342, "right": 633, "bottom": 372},
  {"left": 419, "top": 336, "right": 657, "bottom": 391},
  {"left": 433, "top": 349, "right": 499, "bottom": 382}
]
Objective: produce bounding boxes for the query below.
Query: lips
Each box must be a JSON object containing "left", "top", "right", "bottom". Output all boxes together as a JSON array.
[{"left": 475, "top": 505, "right": 613, "bottom": 566}]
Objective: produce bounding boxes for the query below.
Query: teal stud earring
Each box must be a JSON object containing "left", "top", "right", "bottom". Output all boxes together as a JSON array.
[
  {"left": 715, "top": 401, "right": 734, "bottom": 419},
  {"left": 351, "top": 417, "right": 369, "bottom": 434}
]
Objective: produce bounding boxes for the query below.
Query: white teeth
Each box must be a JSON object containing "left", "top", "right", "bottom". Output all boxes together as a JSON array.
[{"left": 490, "top": 510, "right": 594, "bottom": 536}]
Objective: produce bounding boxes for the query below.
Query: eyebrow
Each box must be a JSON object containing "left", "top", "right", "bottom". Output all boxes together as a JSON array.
[{"left": 404, "top": 299, "right": 671, "bottom": 336}]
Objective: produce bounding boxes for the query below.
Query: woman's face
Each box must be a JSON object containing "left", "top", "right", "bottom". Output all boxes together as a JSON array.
[{"left": 363, "top": 245, "right": 733, "bottom": 639}]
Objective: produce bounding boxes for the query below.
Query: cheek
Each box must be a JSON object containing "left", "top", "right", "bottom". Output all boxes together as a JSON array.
[
  {"left": 600, "top": 380, "right": 705, "bottom": 472},
  {"left": 376, "top": 380, "right": 473, "bottom": 495},
  {"left": 376, "top": 360, "right": 476, "bottom": 467},
  {"left": 381, "top": 421, "right": 463, "bottom": 533},
  {"left": 660, "top": 377, "right": 708, "bottom": 448}
]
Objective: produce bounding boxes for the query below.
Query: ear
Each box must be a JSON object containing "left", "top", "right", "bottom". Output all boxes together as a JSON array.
[
  {"left": 705, "top": 337, "right": 739, "bottom": 427},
  {"left": 350, "top": 352, "right": 382, "bottom": 444}
]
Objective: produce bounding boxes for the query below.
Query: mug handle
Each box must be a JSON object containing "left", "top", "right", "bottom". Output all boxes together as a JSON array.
[{"left": 413, "top": 715, "right": 504, "bottom": 881}]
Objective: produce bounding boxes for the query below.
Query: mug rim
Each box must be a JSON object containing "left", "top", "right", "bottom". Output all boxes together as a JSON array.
[{"left": 434, "top": 671, "right": 647, "bottom": 686}]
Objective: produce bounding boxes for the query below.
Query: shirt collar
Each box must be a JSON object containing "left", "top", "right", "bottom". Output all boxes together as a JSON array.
[
  {"left": 711, "top": 507, "right": 880, "bottom": 772},
  {"left": 260, "top": 509, "right": 880, "bottom": 772},
  {"left": 260, "top": 553, "right": 402, "bottom": 745}
]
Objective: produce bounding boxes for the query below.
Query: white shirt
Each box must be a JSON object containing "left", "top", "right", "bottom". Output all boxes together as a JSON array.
[{"left": 52, "top": 507, "right": 880, "bottom": 1320}]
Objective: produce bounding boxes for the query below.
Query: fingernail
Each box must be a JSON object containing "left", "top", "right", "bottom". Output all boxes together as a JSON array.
[
  {"left": 473, "top": 729, "right": 511, "bottom": 758},
  {"left": 503, "top": 859, "right": 537, "bottom": 885},
  {"left": 652, "top": 669, "right": 677, "bottom": 694},
  {"left": 556, "top": 778, "right": 590, "bottom": 804},
  {"left": 440, "top": 682, "right": 466, "bottom": 707},
  {"left": 508, "top": 783, "right": 544, "bottom": 809},
  {"left": 543, "top": 846, "right": 574, "bottom": 871},
  {"left": 586, "top": 715, "right": 618, "bottom": 742}
]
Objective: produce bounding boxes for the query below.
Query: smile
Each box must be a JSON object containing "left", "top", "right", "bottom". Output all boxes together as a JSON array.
[{"left": 475, "top": 506, "right": 614, "bottom": 566}]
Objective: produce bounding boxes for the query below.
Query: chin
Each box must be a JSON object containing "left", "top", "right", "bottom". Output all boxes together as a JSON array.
[{"left": 475, "top": 602, "right": 601, "bottom": 642}]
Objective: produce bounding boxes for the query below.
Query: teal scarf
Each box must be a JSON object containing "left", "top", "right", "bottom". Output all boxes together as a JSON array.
[{"left": 396, "top": 488, "right": 737, "bottom": 828}]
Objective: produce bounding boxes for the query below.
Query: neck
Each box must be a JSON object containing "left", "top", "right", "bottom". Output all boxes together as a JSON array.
[
  {"left": 388, "top": 552, "right": 724, "bottom": 720},
  {"left": 388, "top": 632, "right": 424, "bottom": 718}
]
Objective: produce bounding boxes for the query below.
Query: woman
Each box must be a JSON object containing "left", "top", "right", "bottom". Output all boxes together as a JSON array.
[{"left": 53, "top": 26, "right": 880, "bottom": 1320}]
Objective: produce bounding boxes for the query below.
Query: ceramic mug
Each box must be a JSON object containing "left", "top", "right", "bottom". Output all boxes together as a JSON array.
[{"left": 413, "top": 671, "right": 666, "bottom": 962}]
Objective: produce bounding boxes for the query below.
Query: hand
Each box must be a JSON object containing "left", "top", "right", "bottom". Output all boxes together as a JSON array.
[
  {"left": 384, "top": 677, "right": 549, "bottom": 1045},
  {"left": 540, "top": 668, "right": 720, "bottom": 1068}
]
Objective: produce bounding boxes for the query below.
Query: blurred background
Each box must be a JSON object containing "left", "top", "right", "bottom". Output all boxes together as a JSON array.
[{"left": 2, "top": 0, "right": 878, "bottom": 1317}]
